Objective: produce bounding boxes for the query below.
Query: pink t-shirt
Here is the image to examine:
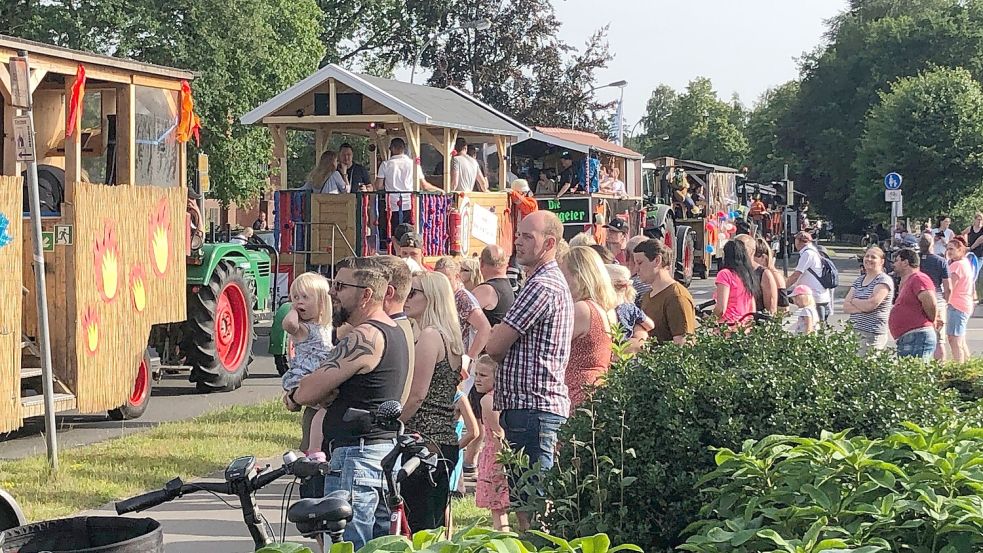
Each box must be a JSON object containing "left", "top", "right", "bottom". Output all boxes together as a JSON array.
[
  {"left": 714, "top": 268, "right": 755, "bottom": 324},
  {"left": 888, "top": 271, "right": 935, "bottom": 339},
  {"left": 948, "top": 258, "right": 974, "bottom": 315}
]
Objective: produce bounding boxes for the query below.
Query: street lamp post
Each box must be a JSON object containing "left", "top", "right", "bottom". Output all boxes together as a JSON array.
[
  {"left": 410, "top": 19, "right": 491, "bottom": 85},
  {"left": 585, "top": 79, "right": 628, "bottom": 142}
]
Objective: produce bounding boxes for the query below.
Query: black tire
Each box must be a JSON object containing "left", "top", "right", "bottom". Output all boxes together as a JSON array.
[
  {"left": 0, "top": 489, "right": 25, "bottom": 532},
  {"left": 183, "top": 259, "right": 255, "bottom": 393},
  {"left": 108, "top": 350, "right": 153, "bottom": 420},
  {"left": 274, "top": 354, "right": 289, "bottom": 377},
  {"left": 675, "top": 225, "right": 695, "bottom": 288}
]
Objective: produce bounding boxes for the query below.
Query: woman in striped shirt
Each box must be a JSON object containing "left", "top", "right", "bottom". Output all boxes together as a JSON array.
[{"left": 843, "top": 246, "right": 895, "bottom": 356}]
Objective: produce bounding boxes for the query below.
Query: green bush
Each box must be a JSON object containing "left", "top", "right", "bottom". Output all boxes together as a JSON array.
[
  {"left": 517, "top": 322, "right": 959, "bottom": 552},
  {"left": 935, "top": 359, "right": 983, "bottom": 403},
  {"left": 681, "top": 423, "right": 983, "bottom": 553}
]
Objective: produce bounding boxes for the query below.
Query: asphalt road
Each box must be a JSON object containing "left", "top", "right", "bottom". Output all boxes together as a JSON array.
[{"left": 0, "top": 327, "right": 284, "bottom": 460}]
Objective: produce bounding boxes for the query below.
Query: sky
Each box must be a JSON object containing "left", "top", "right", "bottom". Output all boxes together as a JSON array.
[{"left": 555, "top": 0, "right": 849, "bottom": 130}]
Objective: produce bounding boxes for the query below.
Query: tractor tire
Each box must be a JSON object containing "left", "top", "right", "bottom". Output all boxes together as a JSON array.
[
  {"left": 184, "top": 260, "right": 255, "bottom": 393},
  {"left": 274, "top": 354, "right": 289, "bottom": 377},
  {"left": 675, "top": 225, "right": 695, "bottom": 288},
  {"left": 108, "top": 350, "right": 153, "bottom": 420}
]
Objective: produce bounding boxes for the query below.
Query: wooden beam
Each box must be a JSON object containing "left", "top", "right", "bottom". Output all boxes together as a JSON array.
[
  {"left": 0, "top": 64, "right": 10, "bottom": 100},
  {"left": 443, "top": 128, "right": 452, "bottom": 192},
  {"left": 271, "top": 125, "right": 288, "bottom": 189},
  {"left": 132, "top": 74, "right": 184, "bottom": 91},
  {"left": 2, "top": 96, "right": 20, "bottom": 176},
  {"left": 328, "top": 78, "right": 337, "bottom": 117},
  {"left": 116, "top": 83, "right": 136, "bottom": 185},
  {"left": 261, "top": 115, "right": 403, "bottom": 125},
  {"left": 405, "top": 123, "right": 421, "bottom": 194},
  {"left": 28, "top": 68, "right": 47, "bottom": 93},
  {"left": 64, "top": 75, "right": 82, "bottom": 192}
]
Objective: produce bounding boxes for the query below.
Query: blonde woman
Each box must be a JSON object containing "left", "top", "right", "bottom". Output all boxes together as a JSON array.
[
  {"left": 568, "top": 232, "right": 597, "bottom": 247},
  {"left": 606, "top": 264, "right": 654, "bottom": 352},
  {"left": 401, "top": 271, "right": 464, "bottom": 532},
  {"left": 559, "top": 246, "right": 617, "bottom": 408},
  {"left": 460, "top": 257, "right": 483, "bottom": 291},
  {"left": 304, "top": 150, "right": 347, "bottom": 194}
]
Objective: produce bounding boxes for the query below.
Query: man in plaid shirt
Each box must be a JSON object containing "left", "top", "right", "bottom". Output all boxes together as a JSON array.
[{"left": 486, "top": 210, "right": 573, "bottom": 530}]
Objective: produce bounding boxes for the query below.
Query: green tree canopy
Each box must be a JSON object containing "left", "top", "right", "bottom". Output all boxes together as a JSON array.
[
  {"left": 745, "top": 81, "right": 801, "bottom": 182},
  {"left": 853, "top": 66, "right": 983, "bottom": 220},
  {"left": 638, "top": 77, "right": 749, "bottom": 169}
]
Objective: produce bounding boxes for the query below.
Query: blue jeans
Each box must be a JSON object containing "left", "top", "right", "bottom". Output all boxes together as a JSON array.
[
  {"left": 896, "top": 327, "right": 937, "bottom": 360},
  {"left": 501, "top": 409, "right": 566, "bottom": 503},
  {"left": 323, "top": 441, "right": 394, "bottom": 549}
]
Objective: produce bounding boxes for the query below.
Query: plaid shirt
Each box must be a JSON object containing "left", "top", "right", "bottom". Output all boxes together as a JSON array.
[{"left": 494, "top": 261, "right": 574, "bottom": 417}]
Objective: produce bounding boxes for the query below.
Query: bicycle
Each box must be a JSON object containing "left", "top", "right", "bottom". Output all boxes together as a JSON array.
[
  {"left": 113, "top": 401, "right": 437, "bottom": 551},
  {"left": 695, "top": 299, "right": 774, "bottom": 324}
]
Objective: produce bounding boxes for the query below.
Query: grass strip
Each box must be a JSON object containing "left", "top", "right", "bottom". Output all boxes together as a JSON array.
[
  {"left": 0, "top": 400, "right": 301, "bottom": 521},
  {"left": 0, "top": 399, "right": 493, "bottom": 528}
]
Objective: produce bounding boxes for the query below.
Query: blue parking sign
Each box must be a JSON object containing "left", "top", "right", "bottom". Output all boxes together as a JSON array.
[{"left": 884, "top": 172, "right": 902, "bottom": 190}]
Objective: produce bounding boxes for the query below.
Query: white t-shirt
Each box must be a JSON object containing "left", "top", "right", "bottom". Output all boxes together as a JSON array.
[
  {"left": 452, "top": 154, "right": 480, "bottom": 192},
  {"left": 378, "top": 154, "right": 415, "bottom": 211},
  {"left": 794, "top": 245, "right": 831, "bottom": 304},
  {"left": 791, "top": 305, "right": 819, "bottom": 334},
  {"left": 319, "top": 171, "right": 347, "bottom": 194},
  {"left": 933, "top": 228, "right": 954, "bottom": 256}
]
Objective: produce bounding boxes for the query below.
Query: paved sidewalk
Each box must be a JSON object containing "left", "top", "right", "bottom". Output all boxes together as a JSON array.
[{"left": 83, "top": 458, "right": 319, "bottom": 552}]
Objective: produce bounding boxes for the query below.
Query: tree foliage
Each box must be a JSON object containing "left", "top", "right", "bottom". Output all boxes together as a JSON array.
[
  {"left": 421, "top": 0, "right": 614, "bottom": 131},
  {"left": 745, "top": 81, "right": 801, "bottom": 182},
  {"left": 783, "top": 0, "right": 983, "bottom": 227},
  {"left": 853, "top": 66, "right": 983, "bottom": 220},
  {"left": 638, "top": 77, "right": 749, "bottom": 169}
]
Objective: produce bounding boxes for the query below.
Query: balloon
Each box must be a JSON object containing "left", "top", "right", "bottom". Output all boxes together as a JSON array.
[{"left": 706, "top": 245, "right": 714, "bottom": 254}]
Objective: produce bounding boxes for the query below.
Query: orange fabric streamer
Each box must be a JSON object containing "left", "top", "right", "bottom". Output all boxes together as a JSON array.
[
  {"left": 176, "top": 80, "right": 201, "bottom": 146},
  {"left": 66, "top": 64, "right": 86, "bottom": 138}
]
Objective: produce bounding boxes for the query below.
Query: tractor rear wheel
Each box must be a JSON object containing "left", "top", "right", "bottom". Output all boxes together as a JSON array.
[
  {"left": 108, "top": 350, "right": 153, "bottom": 420},
  {"left": 184, "top": 260, "right": 255, "bottom": 392},
  {"left": 675, "top": 225, "right": 695, "bottom": 288}
]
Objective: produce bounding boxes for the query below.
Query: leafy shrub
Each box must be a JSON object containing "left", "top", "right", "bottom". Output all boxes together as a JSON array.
[
  {"left": 682, "top": 423, "right": 983, "bottom": 553},
  {"left": 935, "top": 359, "right": 983, "bottom": 403},
  {"left": 257, "top": 527, "right": 643, "bottom": 553},
  {"left": 518, "top": 322, "right": 958, "bottom": 552}
]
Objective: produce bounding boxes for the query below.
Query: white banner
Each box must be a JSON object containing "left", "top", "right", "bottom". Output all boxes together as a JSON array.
[{"left": 471, "top": 203, "right": 498, "bottom": 246}]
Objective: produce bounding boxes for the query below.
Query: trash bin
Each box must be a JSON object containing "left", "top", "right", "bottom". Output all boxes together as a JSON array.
[{"left": 1, "top": 516, "right": 162, "bottom": 553}]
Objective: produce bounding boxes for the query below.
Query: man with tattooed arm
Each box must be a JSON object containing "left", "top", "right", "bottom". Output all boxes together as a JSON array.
[{"left": 289, "top": 258, "right": 409, "bottom": 548}]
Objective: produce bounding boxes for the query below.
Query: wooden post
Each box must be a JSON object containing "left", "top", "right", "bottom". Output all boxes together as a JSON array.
[
  {"left": 405, "top": 123, "right": 421, "bottom": 192},
  {"left": 116, "top": 83, "right": 136, "bottom": 185},
  {"left": 328, "top": 78, "right": 337, "bottom": 116},
  {"left": 442, "top": 128, "right": 452, "bottom": 192},
  {"left": 496, "top": 135, "right": 508, "bottom": 191},
  {"left": 271, "top": 124, "right": 288, "bottom": 189},
  {"left": 64, "top": 74, "right": 83, "bottom": 193}
]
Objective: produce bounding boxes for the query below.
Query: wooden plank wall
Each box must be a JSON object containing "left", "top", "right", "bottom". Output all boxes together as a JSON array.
[
  {"left": 0, "top": 176, "right": 23, "bottom": 431},
  {"left": 72, "top": 182, "right": 187, "bottom": 413},
  {"left": 462, "top": 192, "right": 511, "bottom": 258},
  {"left": 310, "top": 194, "right": 358, "bottom": 265}
]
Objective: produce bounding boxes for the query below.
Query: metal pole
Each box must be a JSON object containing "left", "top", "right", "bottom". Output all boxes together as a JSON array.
[
  {"left": 20, "top": 51, "right": 59, "bottom": 470},
  {"left": 781, "top": 164, "right": 790, "bottom": 277},
  {"left": 616, "top": 87, "right": 625, "bottom": 145},
  {"left": 890, "top": 201, "right": 898, "bottom": 250},
  {"left": 410, "top": 33, "right": 442, "bottom": 85}
]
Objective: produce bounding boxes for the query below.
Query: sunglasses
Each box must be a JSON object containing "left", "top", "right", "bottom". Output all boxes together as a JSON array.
[
  {"left": 407, "top": 288, "right": 425, "bottom": 299},
  {"left": 331, "top": 280, "right": 370, "bottom": 292}
]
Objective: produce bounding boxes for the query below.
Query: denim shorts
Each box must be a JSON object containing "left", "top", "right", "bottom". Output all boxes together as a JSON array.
[
  {"left": 323, "top": 440, "right": 395, "bottom": 549},
  {"left": 947, "top": 306, "right": 970, "bottom": 337},
  {"left": 895, "top": 327, "right": 937, "bottom": 360},
  {"left": 500, "top": 409, "right": 566, "bottom": 503}
]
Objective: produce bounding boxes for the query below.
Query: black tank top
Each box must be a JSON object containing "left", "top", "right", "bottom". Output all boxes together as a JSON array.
[
  {"left": 479, "top": 278, "right": 515, "bottom": 327},
  {"left": 969, "top": 225, "right": 983, "bottom": 257},
  {"left": 321, "top": 319, "right": 409, "bottom": 444}
]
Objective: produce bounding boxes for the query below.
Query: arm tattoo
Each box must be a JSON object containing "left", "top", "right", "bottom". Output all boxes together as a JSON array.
[{"left": 317, "top": 326, "right": 376, "bottom": 372}]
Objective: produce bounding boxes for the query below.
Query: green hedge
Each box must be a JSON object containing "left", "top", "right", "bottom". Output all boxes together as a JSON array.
[
  {"left": 517, "top": 323, "right": 959, "bottom": 552},
  {"left": 682, "top": 423, "right": 983, "bottom": 552}
]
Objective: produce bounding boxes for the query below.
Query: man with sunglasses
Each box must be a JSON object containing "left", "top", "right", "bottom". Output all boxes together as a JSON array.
[{"left": 291, "top": 258, "right": 409, "bottom": 548}]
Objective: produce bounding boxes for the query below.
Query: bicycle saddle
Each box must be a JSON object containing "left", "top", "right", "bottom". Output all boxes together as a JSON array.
[{"left": 288, "top": 490, "right": 353, "bottom": 536}]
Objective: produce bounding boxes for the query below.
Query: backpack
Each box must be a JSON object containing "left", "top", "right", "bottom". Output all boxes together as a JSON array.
[{"left": 807, "top": 247, "right": 839, "bottom": 289}]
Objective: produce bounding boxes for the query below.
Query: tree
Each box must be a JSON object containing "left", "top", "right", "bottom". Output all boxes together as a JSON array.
[
  {"left": 419, "top": 1, "right": 615, "bottom": 132},
  {"left": 853, "top": 67, "right": 983, "bottom": 220},
  {"left": 639, "top": 77, "right": 750, "bottom": 168},
  {"left": 746, "top": 81, "right": 801, "bottom": 181},
  {"left": 784, "top": 0, "right": 983, "bottom": 227}
]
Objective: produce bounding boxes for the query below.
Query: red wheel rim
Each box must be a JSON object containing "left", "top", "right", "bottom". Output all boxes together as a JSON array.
[
  {"left": 130, "top": 357, "right": 150, "bottom": 406},
  {"left": 684, "top": 241, "right": 693, "bottom": 273},
  {"left": 215, "top": 283, "right": 249, "bottom": 371}
]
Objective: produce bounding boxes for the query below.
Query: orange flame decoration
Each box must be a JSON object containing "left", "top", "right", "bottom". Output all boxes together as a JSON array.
[
  {"left": 130, "top": 265, "right": 147, "bottom": 312},
  {"left": 82, "top": 306, "right": 100, "bottom": 355},
  {"left": 148, "top": 198, "right": 170, "bottom": 276},
  {"left": 93, "top": 221, "right": 121, "bottom": 302}
]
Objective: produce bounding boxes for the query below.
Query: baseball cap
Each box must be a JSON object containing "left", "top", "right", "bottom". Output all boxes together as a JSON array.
[
  {"left": 604, "top": 218, "right": 629, "bottom": 233},
  {"left": 790, "top": 285, "right": 812, "bottom": 298},
  {"left": 398, "top": 232, "right": 423, "bottom": 249},
  {"left": 561, "top": 151, "right": 573, "bottom": 160},
  {"left": 393, "top": 222, "right": 415, "bottom": 242}
]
